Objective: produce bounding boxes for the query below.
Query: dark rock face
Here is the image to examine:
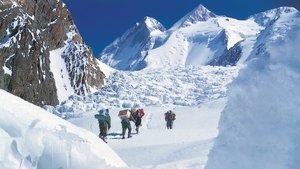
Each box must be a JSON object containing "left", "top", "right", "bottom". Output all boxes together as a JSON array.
[
  {"left": 209, "top": 42, "right": 243, "bottom": 66},
  {"left": 0, "top": 0, "right": 104, "bottom": 106}
]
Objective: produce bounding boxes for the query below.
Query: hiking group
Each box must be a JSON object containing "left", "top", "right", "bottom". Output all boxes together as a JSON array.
[{"left": 95, "top": 108, "right": 176, "bottom": 143}]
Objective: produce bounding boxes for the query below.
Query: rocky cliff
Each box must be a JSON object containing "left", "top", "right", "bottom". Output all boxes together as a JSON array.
[{"left": 0, "top": 0, "right": 105, "bottom": 106}]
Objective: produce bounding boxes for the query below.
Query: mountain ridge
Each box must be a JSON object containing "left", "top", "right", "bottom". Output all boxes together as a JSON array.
[{"left": 99, "top": 5, "right": 299, "bottom": 70}]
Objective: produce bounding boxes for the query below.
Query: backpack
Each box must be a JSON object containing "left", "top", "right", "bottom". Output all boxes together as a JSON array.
[
  {"left": 137, "top": 109, "right": 145, "bottom": 118},
  {"left": 95, "top": 113, "right": 110, "bottom": 122},
  {"left": 165, "top": 111, "right": 175, "bottom": 120},
  {"left": 118, "top": 110, "right": 131, "bottom": 120}
]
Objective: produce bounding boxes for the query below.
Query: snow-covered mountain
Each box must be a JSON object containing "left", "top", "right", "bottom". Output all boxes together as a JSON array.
[
  {"left": 245, "top": 7, "right": 300, "bottom": 62},
  {"left": 0, "top": 0, "right": 105, "bottom": 106},
  {"left": 172, "top": 4, "right": 217, "bottom": 28},
  {"left": 0, "top": 89, "right": 127, "bottom": 169},
  {"left": 99, "top": 5, "right": 299, "bottom": 70},
  {"left": 100, "top": 16, "right": 166, "bottom": 70}
]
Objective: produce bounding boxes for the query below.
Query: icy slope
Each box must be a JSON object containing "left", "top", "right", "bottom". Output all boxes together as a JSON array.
[
  {"left": 0, "top": 89, "right": 127, "bottom": 169},
  {"left": 50, "top": 65, "right": 239, "bottom": 116},
  {"left": 205, "top": 24, "right": 300, "bottom": 169}
]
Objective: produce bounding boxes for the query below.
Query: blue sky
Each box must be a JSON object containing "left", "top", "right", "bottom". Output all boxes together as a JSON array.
[{"left": 63, "top": 0, "right": 300, "bottom": 55}]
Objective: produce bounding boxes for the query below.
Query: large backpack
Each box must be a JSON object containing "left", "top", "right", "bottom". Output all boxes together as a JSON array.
[{"left": 118, "top": 109, "right": 131, "bottom": 120}]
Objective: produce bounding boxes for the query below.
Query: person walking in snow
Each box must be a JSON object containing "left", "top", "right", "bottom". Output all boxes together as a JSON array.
[
  {"left": 121, "top": 110, "right": 136, "bottom": 139},
  {"left": 132, "top": 108, "right": 145, "bottom": 134},
  {"left": 164, "top": 110, "right": 176, "bottom": 129},
  {"left": 95, "top": 109, "right": 111, "bottom": 143}
]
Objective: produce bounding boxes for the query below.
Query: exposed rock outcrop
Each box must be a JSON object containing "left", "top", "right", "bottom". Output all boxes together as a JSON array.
[{"left": 0, "top": 0, "right": 105, "bottom": 106}]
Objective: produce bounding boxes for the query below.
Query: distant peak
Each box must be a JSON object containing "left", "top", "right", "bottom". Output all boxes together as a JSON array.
[
  {"left": 143, "top": 16, "right": 154, "bottom": 21},
  {"left": 174, "top": 4, "right": 217, "bottom": 28},
  {"left": 140, "top": 16, "right": 166, "bottom": 32},
  {"left": 143, "top": 16, "right": 160, "bottom": 26},
  {"left": 276, "top": 6, "right": 298, "bottom": 13},
  {"left": 250, "top": 6, "right": 299, "bottom": 26},
  {"left": 195, "top": 4, "right": 210, "bottom": 12},
  {"left": 190, "top": 4, "right": 217, "bottom": 19},
  {"left": 262, "top": 6, "right": 298, "bottom": 15}
]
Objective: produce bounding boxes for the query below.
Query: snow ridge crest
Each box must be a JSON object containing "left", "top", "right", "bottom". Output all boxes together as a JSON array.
[{"left": 177, "top": 4, "right": 217, "bottom": 28}]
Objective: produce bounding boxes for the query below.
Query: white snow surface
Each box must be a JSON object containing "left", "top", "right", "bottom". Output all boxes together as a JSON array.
[
  {"left": 146, "top": 16, "right": 263, "bottom": 68},
  {"left": 69, "top": 99, "right": 226, "bottom": 169},
  {"left": 205, "top": 27, "right": 300, "bottom": 168},
  {"left": 49, "top": 46, "right": 75, "bottom": 103},
  {"left": 47, "top": 65, "right": 239, "bottom": 168},
  {"left": 0, "top": 89, "right": 127, "bottom": 169},
  {"left": 52, "top": 65, "right": 239, "bottom": 115}
]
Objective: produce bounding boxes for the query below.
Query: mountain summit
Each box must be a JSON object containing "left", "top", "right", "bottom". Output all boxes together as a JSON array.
[
  {"left": 250, "top": 6, "right": 298, "bottom": 26},
  {"left": 174, "top": 4, "right": 217, "bottom": 28},
  {"left": 143, "top": 16, "right": 166, "bottom": 33},
  {"left": 99, "top": 16, "right": 166, "bottom": 70}
]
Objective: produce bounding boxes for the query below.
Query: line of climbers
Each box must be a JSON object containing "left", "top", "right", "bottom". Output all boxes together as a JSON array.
[{"left": 94, "top": 108, "right": 176, "bottom": 143}]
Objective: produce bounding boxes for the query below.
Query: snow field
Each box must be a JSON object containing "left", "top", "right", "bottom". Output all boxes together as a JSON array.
[{"left": 69, "top": 99, "right": 227, "bottom": 168}]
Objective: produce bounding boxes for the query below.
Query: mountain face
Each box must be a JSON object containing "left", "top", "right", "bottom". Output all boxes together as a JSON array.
[
  {"left": 245, "top": 7, "right": 300, "bottom": 61},
  {"left": 0, "top": 0, "right": 105, "bottom": 106},
  {"left": 173, "top": 4, "right": 217, "bottom": 28},
  {"left": 99, "top": 16, "right": 166, "bottom": 71},
  {"left": 99, "top": 5, "right": 299, "bottom": 70}
]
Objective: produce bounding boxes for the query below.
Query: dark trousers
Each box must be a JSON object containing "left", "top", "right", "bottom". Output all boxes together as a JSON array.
[
  {"left": 99, "top": 122, "right": 108, "bottom": 138},
  {"left": 121, "top": 119, "right": 132, "bottom": 138},
  {"left": 166, "top": 120, "right": 174, "bottom": 129}
]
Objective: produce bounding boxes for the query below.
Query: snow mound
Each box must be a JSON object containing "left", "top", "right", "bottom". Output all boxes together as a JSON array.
[
  {"left": 0, "top": 89, "right": 127, "bottom": 169},
  {"left": 50, "top": 65, "right": 239, "bottom": 116},
  {"left": 205, "top": 32, "right": 300, "bottom": 168}
]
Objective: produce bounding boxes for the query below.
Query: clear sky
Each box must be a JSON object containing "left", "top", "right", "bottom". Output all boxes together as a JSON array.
[{"left": 62, "top": 0, "right": 300, "bottom": 56}]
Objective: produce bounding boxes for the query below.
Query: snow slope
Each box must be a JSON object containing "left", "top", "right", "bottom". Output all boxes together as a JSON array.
[
  {"left": 99, "top": 16, "right": 166, "bottom": 71},
  {"left": 146, "top": 16, "right": 263, "bottom": 68},
  {"left": 69, "top": 99, "right": 227, "bottom": 169},
  {"left": 47, "top": 64, "right": 240, "bottom": 168},
  {"left": 205, "top": 24, "right": 300, "bottom": 169},
  {"left": 0, "top": 89, "right": 127, "bottom": 169}
]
